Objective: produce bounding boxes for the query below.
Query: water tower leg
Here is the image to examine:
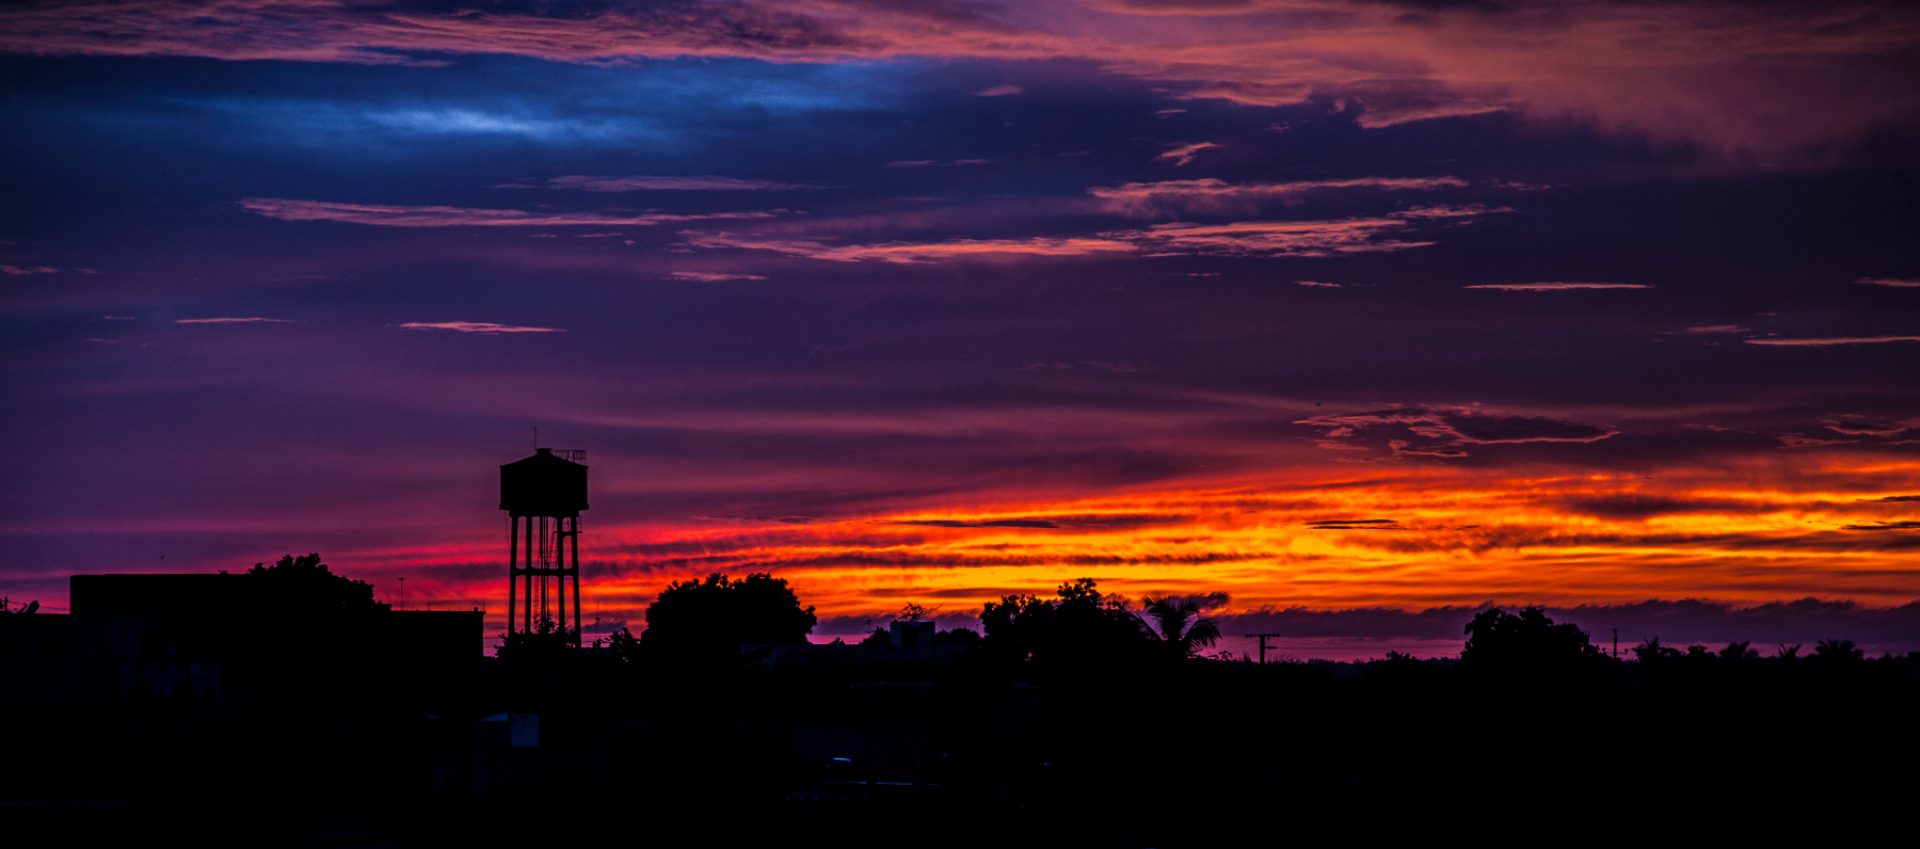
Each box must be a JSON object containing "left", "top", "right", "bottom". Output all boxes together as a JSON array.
[
  {"left": 523, "top": 515, "right": 534, "bottom": 633},
  {"left": 507, "top": 513, "right": 519, "bottom": 636},
  {"left": 571, "top": 515, "right": 583, "bottom": 647}
]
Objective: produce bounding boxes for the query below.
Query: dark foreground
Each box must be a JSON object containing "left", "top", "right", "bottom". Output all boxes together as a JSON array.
[{"left": 9, "top": 646, "right": 1918, "bottom": 847}]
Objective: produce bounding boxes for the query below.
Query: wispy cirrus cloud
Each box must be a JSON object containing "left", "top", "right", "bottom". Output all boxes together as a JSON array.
[
  {"left": 1681, "top": 324, "right": 1751, "bottom": 334},
  {"left": 240, "top": 198, "right": 781, "bottom": 228},
  {"left": 1089, "top": 176, "right": 1468, "bottom": 216},
  {"left": 666, "top": 271, "right": 769, "bottom": 282},
  {"left": 1155, "top": 142, "right": 1221, "bottom": 167},
  {"left": 1111, "top": 218, "right": 1433, "bottom": 257},
  {"left": 1854, "top": 277, "right": 1920, "bottom": 289},
  {"left": 1823, "top": 417, "right": 1918, "bottom": 438},
  {"left": 1106, "top": 205, "right": 1503, "bottom": 257},
  {"left": 1463, "top": 282, "right": 1653, "bottom": 292},
  {"left": 679, "top": 197, "right": 1509, "bottom": 265},
  {"left": 684, "top": 200, "right": 1506, "bottom": 263},
  {"left": 395, "top": 321, "right": 563, "bottom": 334},
  {"left": 1746, "top": 335, "right": 1920, "bottom": 347},
  {"left": 883, "top": 158, "right": 993, "bottom": 168},
  {"left": 1778, "top": 433, "right": 1854, "bottom": 449},
  {"left": 682, "top": 232, "right": 1134, "bottom": 264},
  {"left": 973, "top": 84, "right": 1023, "bottom": 97},
  {"left": 1298, "top": 404, "right": 1619, "bottom": 459},
  {"left": 1, "top": 264, "right": 59, "bottom": 275},
  {"left": 497, "top": 175, "right": 817, "bottom": 192},
  {"left": 174, "top": 316, "right": 291, "bottom": 324},
  {"left": 1306, "top": 518, "right": 1405, "bottom": 531}
]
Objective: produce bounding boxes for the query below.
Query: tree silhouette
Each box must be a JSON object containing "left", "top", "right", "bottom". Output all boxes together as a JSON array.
[
  {"left": 1136, "top": 595, "right": 1224, "bottom": 659},
  {"left": 606, "top": 626, "right": 642, "bottom": 664},
  {"left": 1460, "top": 606, "right": 1603, "bottom": 673},
  {"left": 247, "top": 553, "right": 381, "bottom": 613},
  {"left": 498, "top": 614, "right": 572, "bottom": 661},
  {"left": 1811, "top": 638, "right": 1863, "bottom": 665},
  {"left": 1632, "top": 637, "right": 1681, "bottom": 663},
  {"left": 1, "top": 596, "right": 39, "bottom": 615},
  {"left": 980, "top": 578, "right": 1154, "bottom": 669},
  {"left": 641, "top": 572, "right": 817, "bottom": 655}
]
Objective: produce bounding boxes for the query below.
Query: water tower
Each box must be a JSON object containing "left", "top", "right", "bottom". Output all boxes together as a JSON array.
[{"left": 501, "top": 448, "right": 588, "bottom": 646}]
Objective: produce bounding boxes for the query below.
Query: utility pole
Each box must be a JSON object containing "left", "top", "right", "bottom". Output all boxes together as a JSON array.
[
  {"left": 1612, "top": 628, "right": 1618, "bottom": 659},
  {"left": 1246, "top": 633, "right": 1282, "bottom": 665}
]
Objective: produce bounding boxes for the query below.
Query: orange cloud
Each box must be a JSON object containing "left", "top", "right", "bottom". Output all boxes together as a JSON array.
[
  {"left": 1088, "top": 176, "right": 1468, "bottom": 216},
  {"left": 1106, "top": 216, "right": 1439, "bottom": 257}
]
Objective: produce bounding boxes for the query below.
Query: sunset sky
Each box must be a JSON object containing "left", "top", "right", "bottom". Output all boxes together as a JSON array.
[{"left": 4, "top": 1, "right": 1918, "bottom": 654}]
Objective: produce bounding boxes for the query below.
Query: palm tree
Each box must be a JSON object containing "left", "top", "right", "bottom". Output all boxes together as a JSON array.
[
  {"left": 1137, "top": 596, "right": 1223, "bottom": 659},
  {"left": 1812, "top": 638, "right": 1863, "bottom": 664},
  {"left": 1719, "top": 641, "right": 1756, "bottom": 661}
]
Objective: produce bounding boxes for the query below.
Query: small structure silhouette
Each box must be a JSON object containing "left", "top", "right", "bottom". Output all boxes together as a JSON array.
[{"left": 501, "top": 447, "right": 588, "bottom": 647}]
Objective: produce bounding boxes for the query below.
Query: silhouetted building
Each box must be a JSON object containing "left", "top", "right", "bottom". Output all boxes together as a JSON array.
[
  {"left": 502, "top": 447, "right": 588, "bottom": 645},
  {"left": 3, "top": 572, "right": 485, "bottom": 719},
  {"left": 890, "top": 619, "right": 936, "bottom": 650}
]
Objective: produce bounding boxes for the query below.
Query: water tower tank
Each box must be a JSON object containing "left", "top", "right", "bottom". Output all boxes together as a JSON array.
[{"left": 499, "top": 448, "right": 589, "bottom": 517}]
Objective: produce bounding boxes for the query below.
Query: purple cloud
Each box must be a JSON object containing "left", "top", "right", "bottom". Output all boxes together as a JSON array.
[
  {"left": 500, "top": 175, "right": 817, "bottom": 192},
  {"left": 1464, "top": 282, "right": 1653, "bottom": 292},
  {"left": 395, "top": 321, "right": 563, "bottom": 334},
  {"left": 241, "top": 198, "right": 781, "bottom": 228}
]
